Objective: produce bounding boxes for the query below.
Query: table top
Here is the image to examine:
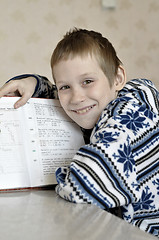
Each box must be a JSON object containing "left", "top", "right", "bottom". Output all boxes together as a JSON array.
[{"left": 0, "top": 190, "right": 155, "bottom": 240}]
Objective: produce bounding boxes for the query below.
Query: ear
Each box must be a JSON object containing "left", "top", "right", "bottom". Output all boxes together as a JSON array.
[{"left": 114, "top": 65, "right": 126, "bottom": 91}]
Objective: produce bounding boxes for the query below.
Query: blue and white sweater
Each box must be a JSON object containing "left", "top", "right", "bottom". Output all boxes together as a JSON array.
[
  {"left": 10, "top": 75, "right": 159, "bottom": 236},
  {"left": 55, "top": 78, "right": 159, "bottom": 236}
]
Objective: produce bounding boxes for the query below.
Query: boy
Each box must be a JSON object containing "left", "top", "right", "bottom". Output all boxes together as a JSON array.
[{"left": 0, "top": 28, "right": 159, "bottom": 237}]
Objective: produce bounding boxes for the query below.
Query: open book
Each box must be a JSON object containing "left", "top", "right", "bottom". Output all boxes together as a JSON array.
[{"left": 0, "top": 97, "right": 84, "bottom": 191}]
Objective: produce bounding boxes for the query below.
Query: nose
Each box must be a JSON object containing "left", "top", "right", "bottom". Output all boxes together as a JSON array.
[{"left": 70, "top": 88, "right": 85, "bottom": 104}]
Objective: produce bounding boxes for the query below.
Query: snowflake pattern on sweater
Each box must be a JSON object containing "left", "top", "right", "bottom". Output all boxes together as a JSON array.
[
  {"left": 56, "top": 78, "right": 159, "bottom": 237},
  {"left": 9, "top": 75, "right": 159, "bottom": 237}
]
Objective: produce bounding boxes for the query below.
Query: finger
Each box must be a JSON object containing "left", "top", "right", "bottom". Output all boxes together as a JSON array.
[
  {"left": 0, "top": 81, "right": 18, "bottom": 97},
  {"left": 4, "top": 93, "right": 17, "bottom": 96},
  {"left": 3, "top": 91, "right": 21, "bottom": 97},
  {"left": 14, "top": 93, "right": 31, "bottom": 109}
]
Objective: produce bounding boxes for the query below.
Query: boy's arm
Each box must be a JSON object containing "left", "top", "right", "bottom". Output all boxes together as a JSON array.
[
  {"left": 8, "top": 74, "right": 58, "bottom": 99},
  {"left": 0, "top": 74, "right": 58, "bottom": 108},
  {"left": 55, "top": 78, "right": 158, "bottom": 211},
  {"left": 55, "top": 123, "right": 140, "bottom": 211}
]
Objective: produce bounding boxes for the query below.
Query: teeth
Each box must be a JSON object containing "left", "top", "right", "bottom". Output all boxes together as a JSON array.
[{"left": 75, "top": 106, "right": 93, "bottom": 114}]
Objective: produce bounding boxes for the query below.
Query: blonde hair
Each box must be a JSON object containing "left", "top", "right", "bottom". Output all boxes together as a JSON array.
[{"left": 51, "top": 28, "right": 122, "bottom": 86}]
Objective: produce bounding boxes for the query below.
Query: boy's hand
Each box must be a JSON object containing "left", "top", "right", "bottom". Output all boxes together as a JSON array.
[{"left": 0, "top": 77, "right": 37, "bottom": 109}]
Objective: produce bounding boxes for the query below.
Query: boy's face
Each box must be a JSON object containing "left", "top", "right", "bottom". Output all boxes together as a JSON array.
[{"left": 53, "top": 55, "right": 120, "bottom": 129}]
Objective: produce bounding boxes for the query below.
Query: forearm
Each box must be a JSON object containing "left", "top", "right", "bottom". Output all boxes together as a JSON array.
[
  {"left": 32, "top": 74, "right": 58, "bottom": 99},
  {"left": 7, "top": 74, "right": 58, "bottom": 99},
  {"left": 55, "top": 126, "right": 139, "bottom": 210}
]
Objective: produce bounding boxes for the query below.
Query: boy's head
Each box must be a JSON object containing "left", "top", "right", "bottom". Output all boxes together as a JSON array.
[
  {"left": 51, "top": 28, "right": 122, "bottom": 86},
  {"left": 51, "top": 28, "right": 126, "bottom": 129}
]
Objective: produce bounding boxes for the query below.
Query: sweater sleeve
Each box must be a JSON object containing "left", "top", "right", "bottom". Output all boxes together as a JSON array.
[
  {"left": 55, "top": 122, "right": 140, "bottom": 210},
  {"left": 7, "top": 74, "right": 58, "bottom": 99},
  {"left": 55, "top": 78, "right": 158, "bottom": 210}
]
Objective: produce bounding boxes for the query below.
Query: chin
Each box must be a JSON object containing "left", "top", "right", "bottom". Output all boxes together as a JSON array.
[{"left": 79, "top": 122, "right": 95, "bottom": 130}]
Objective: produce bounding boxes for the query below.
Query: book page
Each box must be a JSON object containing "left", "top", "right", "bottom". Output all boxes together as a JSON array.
[
  {"left": 0, "top": 98, "right": 31, "bottom": 190},
  {"left": 0, "top": 97, "right": 84, "bottom": 190},
  {"left": 21, "top": 98, "right": 85, "bottom": 187}
]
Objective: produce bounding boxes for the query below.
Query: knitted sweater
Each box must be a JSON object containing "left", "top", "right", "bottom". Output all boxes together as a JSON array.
[
  {"left": 55, "top": 78, "right": 159, "bottom": 236},
  {"left": 10, "top": 75, "right": 159, "bottom": 236}
]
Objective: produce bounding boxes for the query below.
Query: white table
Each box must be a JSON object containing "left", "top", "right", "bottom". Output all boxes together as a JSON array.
[{"left": 0, "top": 190, "right": 156, "bottom": 240}]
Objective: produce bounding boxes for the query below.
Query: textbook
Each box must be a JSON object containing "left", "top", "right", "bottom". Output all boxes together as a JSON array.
[{"left": 0, "top": 97, "right": 84, "bottom": 191}]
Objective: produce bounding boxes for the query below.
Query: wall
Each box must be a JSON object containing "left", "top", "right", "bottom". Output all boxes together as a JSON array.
[{"left": 0, "top": 0, "right": 159, "bottom": 89}]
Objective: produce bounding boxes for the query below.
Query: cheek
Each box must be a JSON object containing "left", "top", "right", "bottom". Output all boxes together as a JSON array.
[
  {"left": 95, "top": 85, "right": 115, "bottom": 107},
  {"left": 58, "top": 95, "right": 68, "bottom": 111},
  {"left": 87, "top": 88, "right": 99, "bottom": 98},
  {"left": 58, "top": 92, "right": 65, "bottom": 103},
  {"left": 92, "top": 88, "right": 106, "bottom": 101}
]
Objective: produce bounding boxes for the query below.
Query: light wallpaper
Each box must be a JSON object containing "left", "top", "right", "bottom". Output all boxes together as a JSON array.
[{"left": 0, "top": 0, "right": 159, "bottom": 89}]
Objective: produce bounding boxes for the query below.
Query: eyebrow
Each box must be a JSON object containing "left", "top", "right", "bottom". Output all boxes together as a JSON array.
[
  {"left": 56, "top": 72, "right": 97, "bottom": 84},
  {"left": 78, "top": 72, "right": 97, "bottom": 78}
]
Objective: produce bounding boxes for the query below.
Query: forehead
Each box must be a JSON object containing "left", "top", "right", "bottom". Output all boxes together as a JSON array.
[
  {"left": 53, "top": 55, "right": 102, "bottom": 81},
  {"left": 53, "top": 54, "right": 100, "bottom": 72}
]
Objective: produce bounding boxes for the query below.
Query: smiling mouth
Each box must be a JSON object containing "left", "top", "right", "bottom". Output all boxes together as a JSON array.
[{"left": 72, "top": 105, "right": 96, "bottom": 114}]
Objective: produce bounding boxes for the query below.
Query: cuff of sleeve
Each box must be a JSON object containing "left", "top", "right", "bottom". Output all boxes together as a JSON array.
[{"left": 6, "top": 73, "right": 40, "bottom": 97}]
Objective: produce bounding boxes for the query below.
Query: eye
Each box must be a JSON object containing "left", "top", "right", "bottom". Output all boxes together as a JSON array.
[
  {"left": 58, "top": 85, "right": 70, "bottom": 91},
  {"left": 83, "top": 79, "right": 93, "bottom": 85}
]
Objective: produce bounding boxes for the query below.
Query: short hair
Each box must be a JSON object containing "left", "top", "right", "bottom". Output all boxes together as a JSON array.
[{"left": 51, "top": 28, "right": 122, "bottom": 86}]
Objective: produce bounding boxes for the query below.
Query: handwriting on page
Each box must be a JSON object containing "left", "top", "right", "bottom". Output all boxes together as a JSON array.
[
  {"left": 0, "top": 107, "right": 26, "bottom": 174},
  {"left": 0, "top": 97, "right": 84, "bottom": 188}
]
